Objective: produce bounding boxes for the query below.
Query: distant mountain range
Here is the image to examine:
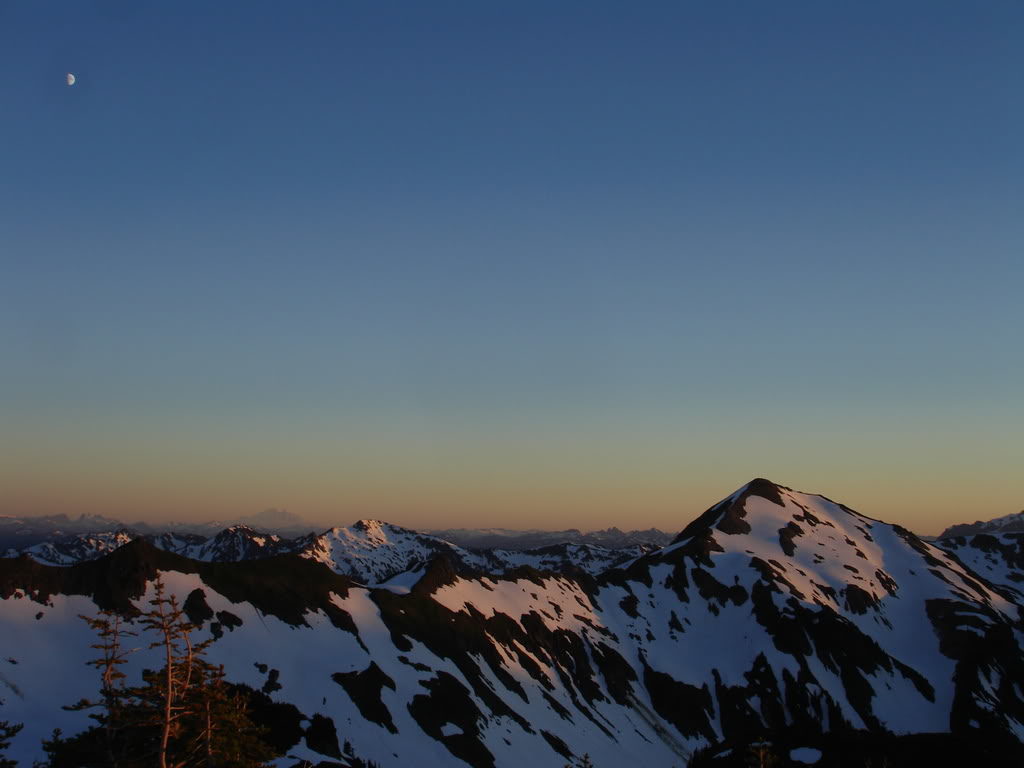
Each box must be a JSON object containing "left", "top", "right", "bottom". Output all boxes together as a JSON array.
[
  {"left": 0, "top": 511, "right": 672, "bottom": 578},
  {"left": 0, "top": 508, "right": 311, "bottom": 549},
  {"left": 426, "top": 526, "right": 675, "bottom": 550},
  {"left": 2, "top": 479, "right": 1023, "bottom": 767},
  {"left": 1, "top": 519, "right": 660, "bottom": 581},
  {"left": 939, "top": 510, "right": 1024, "bottom": 539}
]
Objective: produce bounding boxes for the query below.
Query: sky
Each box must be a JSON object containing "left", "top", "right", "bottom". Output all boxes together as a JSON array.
[{"left": 1, "top": 1, "right": 1021, "bottom": 535}]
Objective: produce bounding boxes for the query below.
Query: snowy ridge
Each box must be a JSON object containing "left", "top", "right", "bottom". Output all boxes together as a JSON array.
[
  {"left": 937, "top": 532, "right": 1024, "bottom": 600},
  {"left": 939, "top": 510, "right": 1024, "bottom": 539},
  {"left": 2, "top": 479, "right": 1024, "bottom": 767},
  {"left": 154, "top": 525, "right": 296, "bottom": 562},
  {"left": 4, "top": 526, "right": 295, "bottom": 567},
  {"left": 298, "top": 520, "right": 464, "bottom": 583},
  {"left": 297, "top": 520, "right": 646, "bottom": 583},
  {"left": 4, "top": 520, "right": 644, "bottom": 581},
  {"left": 1, "top": 530, "right": 135, "bottom": 565}
]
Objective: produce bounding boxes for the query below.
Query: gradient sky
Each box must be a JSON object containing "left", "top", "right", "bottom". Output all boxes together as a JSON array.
[{"left": 2, "top": 2, "right": 1021, "bottom": 535}]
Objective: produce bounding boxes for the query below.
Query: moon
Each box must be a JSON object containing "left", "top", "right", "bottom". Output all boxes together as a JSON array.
[{"left": 66, "top": 73, "right": 75, "bottom": 86}]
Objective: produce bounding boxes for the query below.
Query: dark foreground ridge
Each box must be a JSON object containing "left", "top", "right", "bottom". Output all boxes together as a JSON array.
[{"left": 0, "top": 538, "right": 359, "bottom": 631}]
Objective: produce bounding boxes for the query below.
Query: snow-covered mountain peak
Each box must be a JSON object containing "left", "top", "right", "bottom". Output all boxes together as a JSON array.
[
  {"left": 296, "top": 521, "right": 462, "bottom": 584},
  {"left": 350, "top": 519, "right": 398, "bottom": 540},
  {"left": 647, "top": 478, "right": 1014, "bottom": 628},
  {"left": 206, "top": 525, "right": 283, "bottom": 549},
  {"left": 670, "top": 478, "right": 886, "bottom": 546},
  {"left": 671, "top": 477, "right": 791, "bottom": 545},
  {"left": 318, "top": 520, "right": 423, "bottom": 546}
]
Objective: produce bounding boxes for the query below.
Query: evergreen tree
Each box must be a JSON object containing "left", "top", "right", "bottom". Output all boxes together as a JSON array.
[
  {"left": 746, "top": 740, "right": 778, "bottom": 768},
  {"left": 177, "top": 660, "right": 274, "bottom": 767},
  {"left": 65, "top": 611, "right": 139, "bottom": 766},
  {"left": 132, "top": 577, "right": 274, "bottom": 767},
  {"left": 41, "top": 576, "right": 275, "bottom": 767},
  {"left": 0, "top": 720, "right": 23, "bottom": 768},
  {"left": 136, "top": 578, "right": 195, "bottom": 768}
]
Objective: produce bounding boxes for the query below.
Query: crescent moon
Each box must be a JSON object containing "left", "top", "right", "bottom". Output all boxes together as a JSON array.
[{"left": 66, "top": 73, "right": 75, "bottom": 86}]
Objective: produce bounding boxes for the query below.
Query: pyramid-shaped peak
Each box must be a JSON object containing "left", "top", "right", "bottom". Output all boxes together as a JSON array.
[
  {"left": 672, "top": 479, "right": 792, "bottom": 544},
  {"left": 739, "top": 477, "right": 788, "bottom": 502}
]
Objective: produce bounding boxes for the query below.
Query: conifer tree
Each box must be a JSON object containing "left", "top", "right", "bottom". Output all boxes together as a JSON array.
[
  {"left": 42, "top": 576, "right": 276, "bottom": 767},
  {"left": 77, "top": 610, "right": 138, "bottom": 765},
  {"left": 178, "top": 659, "right": 274, "bottom": 767},
  {"left": 0, "top": 720, "right": 23, "bottom": 768},
  {"left": 136, "top": 577, "right": 196, "bottom": 768}
]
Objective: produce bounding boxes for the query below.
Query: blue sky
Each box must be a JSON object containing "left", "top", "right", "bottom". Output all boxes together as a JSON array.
[{"left": 1, "top": 2, "right": 1021, "bottom": 532}]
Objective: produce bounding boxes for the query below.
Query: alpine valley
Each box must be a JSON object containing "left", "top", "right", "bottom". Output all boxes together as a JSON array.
[{"left": 2, "top": 479, "right": 1023, "bottom": 767}]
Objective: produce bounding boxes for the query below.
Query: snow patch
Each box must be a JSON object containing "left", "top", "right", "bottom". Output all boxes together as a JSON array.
[{"left": 790, "top": 747, "right": 822, "bottom": 764}]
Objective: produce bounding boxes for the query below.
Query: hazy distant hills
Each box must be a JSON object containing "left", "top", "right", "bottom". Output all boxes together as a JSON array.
[
  {"left": 426, "top": 526, "right": 675, "bottom": 550},
  {"left": 0, "top": 508, "right": 311, "bottom": 552},
  {"left": 128, "top": 506, "right": 315, "bottom": 537},
  {"left": 2, "top": 479, "right": 1023, "bottom": 767}
]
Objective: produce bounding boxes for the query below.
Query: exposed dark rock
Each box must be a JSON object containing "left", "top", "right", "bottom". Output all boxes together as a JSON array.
[
  {"left": 306, "top": 713, "right": 342, "bottom": 759},
  {"left": 778, "top": 522, "right": 804, "bottom": 557},
  {"left": 238, "top": 685, "right": 306, "bottom": 753},
  {"left": 642, "top": 661, "right": 716, "bottom": 742},
  {"left": 261, "top": 668, "right": 281, "bottom": 694},
  {"left": 332, "top": 662, "right": 398, "bottom": 733},
  {"left": 874, "top": 569, "right": 898, "bottom": 596},
  {"left": 619, "top": 593, "right": 639, "bottom": 618},
  {"left": 540, "top": 730, "right": 573, "bottom": 760},
  {"left": 589, "top": 641, "right": 637, "bottom": 706},
  {"left": 370, "top": 586, "right": 533, "bottom": 730},
  {"left": 672, "top": 480, "right": 785, "bottom": 543},
  {"left": 182, "top": 588, "right": 214, "bottom": 626},
  {"left": 843, "top": 584, "right": 877, "bottom": 614},
  {"left": 692, "top": 567, "right": 748, "bottom": 607},
  {"left": 412, "top": 555, "right": 460, "bottom": 596},
  {"left": 215, "top": 609, "right": 243, "bottom": 631},
  {"left": 407, "top": 672, "right": 494, "bottom": 768}
]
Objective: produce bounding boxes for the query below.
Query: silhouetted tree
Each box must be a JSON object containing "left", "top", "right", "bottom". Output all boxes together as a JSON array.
[
  {"left": 176, "top": 660, "right": 274, "bottom": 767},
  {"left": 746, "top": 739, "right": 778, "bottom": 768},
  {"left": 62, "top": 611, "right": 139, "bottom": 766},
  {"left": 136, "top": 578, "right": 199, "bottom": 768},
  {"left": 0, "top": 720, "right": 22, "bottom": 768},
  {"left": 41, "top": 576, "right": 274, "bottom": 767}
]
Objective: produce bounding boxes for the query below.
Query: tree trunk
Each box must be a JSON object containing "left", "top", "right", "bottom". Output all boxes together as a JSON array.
[
  {"left": 159, "top": 606, "right": 173, "bottom": 768},
  {"left": 205, "top": 697, "right": 214, "bottom": 768}
]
